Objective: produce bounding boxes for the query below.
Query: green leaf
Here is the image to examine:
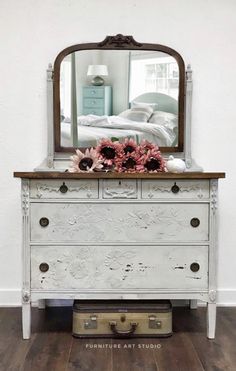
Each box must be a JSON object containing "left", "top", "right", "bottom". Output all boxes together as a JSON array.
[{"left": 111, "top": 137, "right": 119, "bottom": 142}]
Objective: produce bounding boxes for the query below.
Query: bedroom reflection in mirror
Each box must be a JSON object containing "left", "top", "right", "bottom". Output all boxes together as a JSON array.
[{"left": 60, "top": 50, "right": 179, "bottom": 149}]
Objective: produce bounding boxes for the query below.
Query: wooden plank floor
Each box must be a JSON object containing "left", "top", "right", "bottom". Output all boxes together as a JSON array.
[{"left": 0, "top": 306, "right": 235, "bottom": 371}]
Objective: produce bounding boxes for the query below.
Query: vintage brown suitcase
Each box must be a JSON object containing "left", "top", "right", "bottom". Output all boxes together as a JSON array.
[{"left": 72, "top": 300, "right": 172, "bottom": 338}]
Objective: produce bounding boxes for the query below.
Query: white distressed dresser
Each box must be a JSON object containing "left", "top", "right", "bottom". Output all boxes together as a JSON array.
[{"left": 14, "top": 171, "right": 225, "bottom": 339}]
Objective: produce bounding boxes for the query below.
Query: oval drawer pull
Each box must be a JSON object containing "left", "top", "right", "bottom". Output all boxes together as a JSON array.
[
  {"left": 190, "top": 218, "right": 200, "bottom": 227},
  {"left": 39, "top": 217, "right": 49, "bottom": 227},
  {"left": 59, "top": 182, "right": 68, "bottom": 194},
  {"left": 39, "top": 262, "right": 49, "bottom": 272},
  {"left": 171, "top": 182, "right": 180, "bottom": 194},
  {"left": 190, "top": 262, "right": 200, "bottom": 272}
]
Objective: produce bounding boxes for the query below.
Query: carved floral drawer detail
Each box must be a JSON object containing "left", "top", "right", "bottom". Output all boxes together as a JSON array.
[
  {"left": 102, "top": 179, "right": 137, "bottom": 199},
  {"left": 30, "top": 202, "right": 209, "bottom": 243},
  {"left": 141, "top": 180, "right": 210, "bottom": 199},
  {"left": 30, "top": 180, "right": 98, "bottom": 199},
  {"left": 31, "top": 245, "right": 208, "bottom": 290}
]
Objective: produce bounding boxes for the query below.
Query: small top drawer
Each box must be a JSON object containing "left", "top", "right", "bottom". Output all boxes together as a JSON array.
[
  {"left": 30, "top": 180, "right": 98, "bottom": 199},
  {"left": 103, "top": 179, "right": 138, "bottom": 199},
  {"left": 83, "top": 87, "right": 104, "bottom": 98},
  {"left": 141, "top": 180, "right": 210, "bottom": 200}
]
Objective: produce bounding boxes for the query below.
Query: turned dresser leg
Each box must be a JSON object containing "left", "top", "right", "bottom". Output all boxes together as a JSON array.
[
  {"left": 207, "top": 302, "right": 216, "bottom": 339},
  {"left": 190, "top": 299, "right": 198, "bottom": 309},
  {"left": 22, "top": 302, "right": 31, "bottom": 339}
]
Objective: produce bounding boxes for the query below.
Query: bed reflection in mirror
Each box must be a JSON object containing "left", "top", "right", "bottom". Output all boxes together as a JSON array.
[{"left": 60, "top": 50, "right": 179, "bottom": 149}]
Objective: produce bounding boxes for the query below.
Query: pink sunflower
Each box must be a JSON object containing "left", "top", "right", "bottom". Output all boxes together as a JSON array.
[
  {"left": 138, "top": 140, "right": 159, "bottom": 155},
  {"left": 122, "top": 138, "right": 137, "bottom": 155},
  {"left": 96, "top": 139, "right": 122, "bottom": 166},
  {"left": 69, "top": 148, "right": 103, "bottom": 173},
  {"left": 139, "top": 148, "right": 166, "bottom": 173},
  {"left": 114, "top": 150, "right": 142, "bottom": 173}
]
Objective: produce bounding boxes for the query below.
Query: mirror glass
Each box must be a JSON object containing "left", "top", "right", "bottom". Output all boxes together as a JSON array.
[{"left": 59, "top": 50, "right": 180, "bottom": 149}]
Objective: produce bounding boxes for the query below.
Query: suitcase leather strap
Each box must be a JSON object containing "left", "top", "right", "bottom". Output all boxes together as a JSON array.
[{"left": 109, "top": 321, "right": 138, "bottom": 337}]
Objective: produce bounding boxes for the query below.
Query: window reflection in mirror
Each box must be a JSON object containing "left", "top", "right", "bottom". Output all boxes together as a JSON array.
[
  {"left": 129, "top": 51, "right": 179, "bottom": 101},
  {"left": 59, "top": 50, "right": 179, "bottom": 149}
]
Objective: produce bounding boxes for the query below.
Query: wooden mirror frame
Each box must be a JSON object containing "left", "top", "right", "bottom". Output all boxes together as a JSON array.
[{"left": 53, "top": 34, "right": 185, "bottom": 153}]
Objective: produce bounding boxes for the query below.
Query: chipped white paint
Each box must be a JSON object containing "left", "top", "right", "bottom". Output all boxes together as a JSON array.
[
  {"left": 21, "top": 177, "right": 219, "bottom": 339},
  {"left": 30, "top": 202, "right": 209, "bottom": 243},
  {"left": 31, "top": 245, "right": 208, "bottom": 290}
]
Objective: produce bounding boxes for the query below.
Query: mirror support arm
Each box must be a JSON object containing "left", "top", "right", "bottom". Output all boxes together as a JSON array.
[
  {"left": 185, "top": 64, "right": 193, "bottom": 169},
  {"left": 71, "top": 53, "right": 78, "bottom": 147},
  {"left": 47, "top": 63, "right": 54, "bottom": 168}
]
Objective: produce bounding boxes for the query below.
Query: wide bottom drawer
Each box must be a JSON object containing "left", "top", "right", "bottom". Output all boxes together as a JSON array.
[{"left": 31, "top": 245, "right": 208, "bottom": 290}]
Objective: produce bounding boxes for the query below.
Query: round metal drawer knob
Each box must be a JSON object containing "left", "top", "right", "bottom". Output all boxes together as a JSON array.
[
  {"left": 190, "top": 218, "right": 200, "bottom": 228},
  {"left": 39, "top": 262, "right": 49, "bottom": 273},
  {"left": 59, "top": 182, "right": 68, "bottom": 194},
  {"left": 171, "top": 182, "right": 180, "bottom": 194},
  {"left": 190, "top": 262, "right": 200, "bottom": 272},
  {"left": 39, "top": 217, "right": 49, "bottom": 227}
]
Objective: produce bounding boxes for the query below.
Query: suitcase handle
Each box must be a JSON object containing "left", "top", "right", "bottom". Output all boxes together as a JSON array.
[{"left": 109, "top": 321, "right": 138, "bottom": 337}]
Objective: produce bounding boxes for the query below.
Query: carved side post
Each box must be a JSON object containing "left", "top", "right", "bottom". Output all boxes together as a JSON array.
[
  {"left": 47, "top": 63, "right": 54, "bottom": 168},
  {"left": 185, "top": 64, "right": 193, "bottom": 169},
  {"left": 21, "top": 179, "right": 31, "bottom": 339},
  {"left": 207, "top": 179, "right": 218, "bottom": 339}
]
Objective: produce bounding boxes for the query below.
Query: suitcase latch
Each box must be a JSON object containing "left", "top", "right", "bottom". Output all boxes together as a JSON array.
[
  {"left": 84, "top": 315, "right": 97, "bottom": 329},
  {"left": 149, "top": 315, "right": 162, "bottom": 329}
]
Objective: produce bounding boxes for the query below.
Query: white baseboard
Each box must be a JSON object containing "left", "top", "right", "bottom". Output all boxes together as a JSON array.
[
  {"left": 216, "top": 289, "right": 236, "bottom": 306},
  {"left": 0, "top": 289, "right": 236, "bottom": 307},
  {"left": 0, "top": 289, "right": 21, "bottom": 307}
]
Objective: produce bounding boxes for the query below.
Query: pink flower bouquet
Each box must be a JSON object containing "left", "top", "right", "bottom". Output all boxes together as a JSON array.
[{"left": 69, "top": 138, "right": 166, "bottom": 173}]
